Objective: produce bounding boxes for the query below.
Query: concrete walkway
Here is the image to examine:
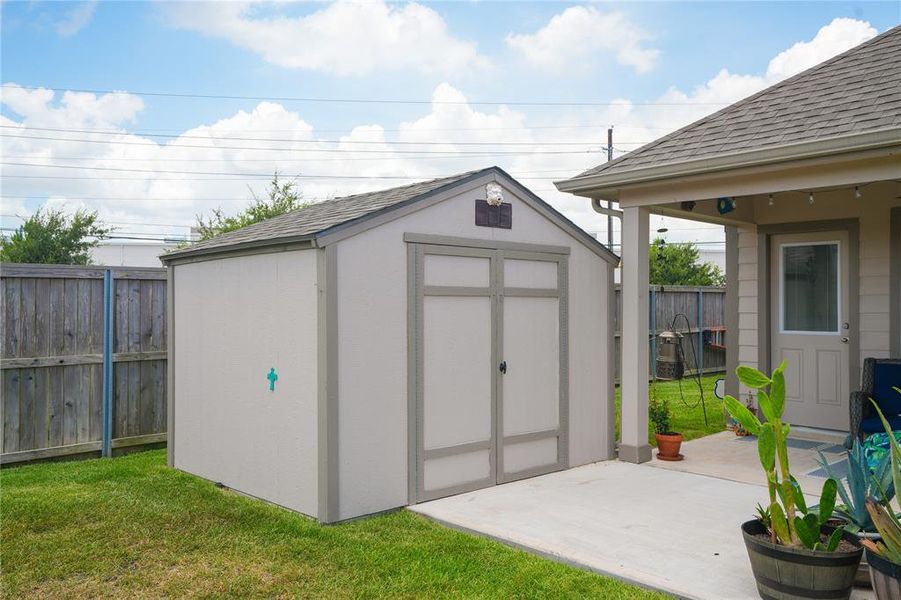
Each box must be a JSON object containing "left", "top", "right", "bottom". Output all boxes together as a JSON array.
[{"left": 411, "top": 461, "right": 874, "bottom": 600}]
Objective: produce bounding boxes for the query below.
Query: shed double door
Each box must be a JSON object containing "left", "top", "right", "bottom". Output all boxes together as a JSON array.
[{"left": 410, "top": 243, "right": 568, "bottom": 503}]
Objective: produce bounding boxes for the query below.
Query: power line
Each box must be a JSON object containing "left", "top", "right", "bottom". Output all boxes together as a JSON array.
[
  {"left": 2, "top": 125, "right": 653, "bottom": 147},
  {"left": 0, "top": 153, "right": 608, "bottom": 164},
  {"left": 0, "top": 162, "right": 578, "bottom": 180},
  {"left": 1, "top": 123, "right": 675, "bottom": 134},
  {"left": 1, "top": 134, "right": 599, "bottom": 155},
  {"left": 2, "top": 84, "right": 732, "bottom": 108}
]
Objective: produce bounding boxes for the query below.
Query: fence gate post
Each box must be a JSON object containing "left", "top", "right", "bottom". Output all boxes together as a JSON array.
[
  {"left": 697, "top": 289, "right": 704, "bottom": 377},
  {"left": 102, "top": 269, "right": 114, "bottom": 457}
]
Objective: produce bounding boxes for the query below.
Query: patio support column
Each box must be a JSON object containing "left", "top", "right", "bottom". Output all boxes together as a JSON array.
[
  {"left": 620, "top": 206, "right": 652, "bottom": 463},
  {"left": 725, "top": 226, "right": 739, "bottom": 400}
]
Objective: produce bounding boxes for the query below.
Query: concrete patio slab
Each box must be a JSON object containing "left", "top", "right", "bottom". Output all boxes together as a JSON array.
[
  {"left": 411, "top": 461, "right": 874, "bottom": 600},
  {"left": 646, "top": 431, "right": 848, "bottom": 495}
]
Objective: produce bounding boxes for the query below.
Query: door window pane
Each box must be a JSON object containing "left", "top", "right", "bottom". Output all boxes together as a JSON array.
[{"left": 782, "top": 243, "right": 839, "bottom": 332}]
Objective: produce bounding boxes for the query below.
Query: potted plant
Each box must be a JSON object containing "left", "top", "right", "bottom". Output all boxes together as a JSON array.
[
  {"left": 724, "top": 362, "right": 863, "bottom": 600},
  {"left": 860, "top": 390, "right": 901, "bottom": 599},
  {"left": 815, "top": 441, "right": 895, "bottom": 587},
  {"left": 649, "top": 396, "right": 682, "bottom": 461}
]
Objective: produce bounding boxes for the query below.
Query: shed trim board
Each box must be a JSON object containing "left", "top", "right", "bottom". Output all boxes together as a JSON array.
[
  {"left": 166, "top": 265, "right": 175, "bottom": 467},
  {"left": 317, "top": 245, "right": 339, "bottom": 523},
  {"left": 407, "top": 235, "right": 570, "bottom": 503},
  {"left": 756, "top": 219, "right": 860, "bottom": 429},
  {"left": 163, "top": 240, "right": 315, "bottom": 267}
]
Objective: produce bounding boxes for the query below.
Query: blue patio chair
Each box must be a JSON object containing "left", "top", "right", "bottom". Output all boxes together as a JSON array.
[{"left": 850, "top": 358, "right": 901, "bottom": 442}]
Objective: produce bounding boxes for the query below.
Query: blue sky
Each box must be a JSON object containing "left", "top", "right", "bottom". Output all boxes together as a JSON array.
[{"left": 1, "top": 1, "right": 899, "bottom": 244}]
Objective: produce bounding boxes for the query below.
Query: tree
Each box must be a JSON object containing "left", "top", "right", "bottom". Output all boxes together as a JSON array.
[
  {"left": 648, "top": 237, "right": 725, "bottom": 286},
  {"left": 194, "top": 173, "right": 306, "bottom": 241},
  {"left": 0, "top": 209, "right": 111, "bottom": 265}
]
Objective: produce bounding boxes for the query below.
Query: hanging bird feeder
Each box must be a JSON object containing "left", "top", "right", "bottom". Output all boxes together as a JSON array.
[{"left": 655, "top": 329, "right": 685, "bottom": 380}]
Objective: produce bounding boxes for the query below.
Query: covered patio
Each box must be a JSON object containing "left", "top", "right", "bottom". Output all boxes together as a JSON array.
[
  {"left": 412, "top": 460, "right": 876, "bottom": 600},
  {"left": 557, "top": 27, "right": 901, "bottom": 462}
]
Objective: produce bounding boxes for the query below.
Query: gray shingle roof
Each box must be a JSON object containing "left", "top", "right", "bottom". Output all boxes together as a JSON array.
[
  {"left": 164, "top": 170, "right": 483, "bottom": 259},
  {"left": 569, "top": 25, "right": 901, "bottom": 181},
  {"left": 163, "top": 167, "right": 616, "bottom": 263}
]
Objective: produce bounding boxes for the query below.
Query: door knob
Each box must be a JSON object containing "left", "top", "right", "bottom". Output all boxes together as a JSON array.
[
  {"left": 499, "top": 361, "right": 507, "bottom": 374},
  {"left": 840, "top": 337, "right": 849, "bottom": 344}
]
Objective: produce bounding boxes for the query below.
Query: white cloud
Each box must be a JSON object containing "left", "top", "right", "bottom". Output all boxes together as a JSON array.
[
  {"left": 163, "top": 0, "right": 486, "bottom": 76},
  {"left": 505, "top": 6, "right": 659, "bottom": 73},
  {"left": 0, "top": 17, "right": 881, "bottom": 249},
  {"left": 766, "top": 17, "right": 877, "bottom": 80},
  {"left": 55, "top": 1, "right": 98, "bottom": 37}
]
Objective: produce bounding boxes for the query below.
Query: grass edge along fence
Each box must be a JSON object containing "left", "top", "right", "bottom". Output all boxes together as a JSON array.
[{"left": 1, "top": 263, "right": 167, "bottom": 466}]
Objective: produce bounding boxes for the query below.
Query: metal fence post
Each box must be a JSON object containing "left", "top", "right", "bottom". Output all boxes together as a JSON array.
[
  {"left": 697, "top": 289, "right": 704, "bottom": 377},
  {"left": 102, "top": 269, "right": 114, "bottom": 457}
]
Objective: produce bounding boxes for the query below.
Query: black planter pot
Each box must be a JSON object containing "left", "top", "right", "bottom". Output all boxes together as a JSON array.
[
  {"left": 866, "top": 549, "right": 901, "bottom": 599},
  {"left": 741, "top": 520, "right": 863, "bottom": 600}
]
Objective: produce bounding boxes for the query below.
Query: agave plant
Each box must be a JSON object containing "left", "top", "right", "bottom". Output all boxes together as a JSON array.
[
  {"left": 863, "top": 388, "right": 901, "bottom": 564},
  {"left": 724, "top": 362, "right": 844, "bottom": 551},
  {"left": 815, "top": 440, "right": 895, "bottom": 533}
]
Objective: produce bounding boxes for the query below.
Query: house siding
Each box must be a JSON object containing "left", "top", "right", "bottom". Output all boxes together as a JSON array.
[{"left": 735, "top": 181, "right": 901, "bottom": 416}]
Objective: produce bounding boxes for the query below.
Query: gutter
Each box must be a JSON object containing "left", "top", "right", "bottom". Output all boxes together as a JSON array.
[{"left": 555, "top": 127, "right": 901, "bottom": 197}]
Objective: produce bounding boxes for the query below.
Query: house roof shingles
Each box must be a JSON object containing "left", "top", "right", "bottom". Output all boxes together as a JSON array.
[{"left": 568, "top": 25, "right": 901, "bottom": 182}]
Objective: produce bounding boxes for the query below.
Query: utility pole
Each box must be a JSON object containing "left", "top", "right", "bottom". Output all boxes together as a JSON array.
[{"left": 607, "top": 127, "right": 614, "bottom": 249}]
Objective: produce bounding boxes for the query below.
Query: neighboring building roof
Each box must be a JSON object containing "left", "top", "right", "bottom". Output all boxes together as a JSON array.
[
  {"left": 162, "top": 166, "right": 618, "bottom": 264},
  {"left": 558, "top": 25, "right": 901, "bottom": 191}
]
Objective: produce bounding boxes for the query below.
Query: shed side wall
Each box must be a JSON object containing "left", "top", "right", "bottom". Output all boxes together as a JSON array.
[
  {"left": 334, "top": 180, "right": 612, "bottom": 521},
  {"left": 172, "top": 250, "right": 318, "bottom": 515}
]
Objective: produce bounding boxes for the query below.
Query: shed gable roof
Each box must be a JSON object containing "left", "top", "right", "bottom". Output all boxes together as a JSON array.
[
  {"left": 162, "top": 167, "right": 617, "bottom": 264},
  {"left": 561, "top": 25, "right": 901, "bottom": 186}
]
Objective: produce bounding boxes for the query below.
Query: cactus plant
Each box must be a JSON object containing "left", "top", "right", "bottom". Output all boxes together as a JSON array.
[
  {"left": 814, "top": 440, "right": 895, "bottom": 534},
  {"left": 724, "top": 362, "right": 845, "bottom": 551}
]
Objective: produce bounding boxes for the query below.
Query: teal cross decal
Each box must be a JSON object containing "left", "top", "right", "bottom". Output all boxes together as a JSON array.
[{"left": 267, "top": 368, "right": 278, "bottom": 391}]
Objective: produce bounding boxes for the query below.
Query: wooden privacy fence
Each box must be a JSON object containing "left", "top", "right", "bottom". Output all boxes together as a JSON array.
[
  {"left": 1, "top": 263, "right": 167, "bottom": 465},
  {"left": 613, "top": 284, "right": 727, "bottom": 382},
  {"left": 1, "top": 264, "right": 726, "bottom": 465}
]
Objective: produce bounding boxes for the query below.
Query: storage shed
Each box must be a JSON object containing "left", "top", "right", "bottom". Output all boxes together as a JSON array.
[{"left": 161, "top": 167, "right": 618, "bottom": 523}]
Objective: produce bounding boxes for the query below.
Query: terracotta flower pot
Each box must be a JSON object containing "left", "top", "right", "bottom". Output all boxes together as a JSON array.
[{"left": 655, "top": 432, "right": 683, "bottom": 461}]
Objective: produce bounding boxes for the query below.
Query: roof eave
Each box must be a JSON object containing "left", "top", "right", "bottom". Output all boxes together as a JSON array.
[
  {"left": 159, "top": 234, "right": 317, "bottom": 264},
  {"left": 555, "top": 126, "right": 901, "bottom": 199}
]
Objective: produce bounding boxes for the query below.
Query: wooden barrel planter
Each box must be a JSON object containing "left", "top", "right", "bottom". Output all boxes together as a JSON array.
[
  {"left": 741, "top": 520, "right": 863, "bottom": 600},
  {"left": 866, "top": 549, "right": 901, "bottom": 600}
]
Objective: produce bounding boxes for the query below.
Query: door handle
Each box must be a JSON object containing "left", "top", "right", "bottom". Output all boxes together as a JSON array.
[
  {"left": 499, "top": 361, "right": 507, "bottom": 374},
  {"left": 840, "top": 337, "right": 849, "bottom": 344}
]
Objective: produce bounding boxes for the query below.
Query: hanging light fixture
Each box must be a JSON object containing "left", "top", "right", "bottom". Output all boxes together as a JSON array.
[
  {"left": 768, "top": 194, "right": 774, "bottom": 206},
  {"left": 808, "top": 192, "right": 815, "bottom": 205},
  {"left": 854, "top": 186, "right": 862, "bottom": 199}
]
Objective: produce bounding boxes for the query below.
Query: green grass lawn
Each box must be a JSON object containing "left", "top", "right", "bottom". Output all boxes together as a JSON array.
[
  {"left": 616, "top": 374, "right": 728, "bottom": 446},
  {"left": 2, "top": 450, "right": 668, "bottom": 599}
]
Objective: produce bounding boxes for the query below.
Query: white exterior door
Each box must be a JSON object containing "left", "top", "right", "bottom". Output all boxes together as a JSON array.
[
  {"left": 411, "top": 243, "right": 568, "bottom": 502},
  {"left": 771, "top": 231, "right": 850, "bottom": 431}
]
